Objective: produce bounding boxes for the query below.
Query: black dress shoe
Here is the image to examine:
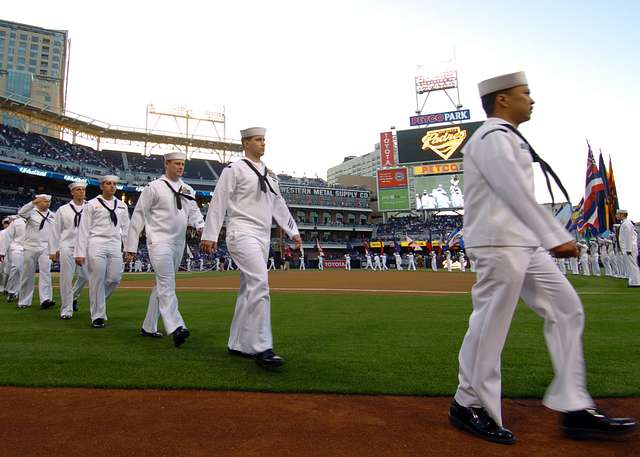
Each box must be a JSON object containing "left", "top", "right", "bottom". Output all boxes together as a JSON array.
[
  {"left": 91, "top": 318, "right": 105, "bottom": 328},
  {"left": 140, "top": 328, "right": 163, "bottom": 338},
  {"left": 40, "top": 299, "right": 56, "bottom": 309},
  {"left": 255, "top": 349, "right": 285, "bottom": 368},
  {"left": 172, "top": 326, "right": 190, "bottom": 347},
  {"left": 7, "top": 293, "right": 17, "bottom": 302},
  {"left": 73, "top": 300, "right": 79, "bottom": 312},
  {"left": 60, "top": 315, "right": 72, "bottom": 320},
  {"left": 562, "top": 408, "right": 637, "bottom": 439},
  {"left": 227, "top": 347, "right": 256, "bottom": 359},
  {"left": 448, "top": 400, "right": 516, "bottom": 445}
]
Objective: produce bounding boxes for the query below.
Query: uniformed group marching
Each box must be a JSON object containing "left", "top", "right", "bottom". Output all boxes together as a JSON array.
[{"left": 0, "top": 73, "right": 638, "bottom": 444}]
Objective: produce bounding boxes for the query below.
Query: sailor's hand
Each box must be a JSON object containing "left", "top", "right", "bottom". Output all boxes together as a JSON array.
[
  {"left": 125, "top": 252, "right": 136, "bottom": 262},
  {"left": 75, "top": 257, "right": 85, "bottom": 266},
  {"left": 551, "top": 241, "right": 579, "bottom": 258},
  {"left": 200, "top": 240, "right": 217, "bottom": 254}
]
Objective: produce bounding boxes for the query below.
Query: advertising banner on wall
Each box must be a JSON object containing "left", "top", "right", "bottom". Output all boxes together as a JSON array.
[
  {"left": 379, "top": 131, "right": 396, "bottom": 168},
  {"left": 377, "top": 168, "right": 410, "bottom": 212},
  {"left": 413, "top": 173, "right": 465, "bottom": 209},
  {"left": 397, "top": 121, "right": 482, "bottom": 164}
]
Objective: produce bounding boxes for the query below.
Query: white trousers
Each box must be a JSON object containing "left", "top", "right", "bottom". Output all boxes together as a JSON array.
[
  {"left": 5, "top": 248, "right": 23, "bottom": 295},
  {"left": 345, "top": 260, "right": 351, "bottom": 271},
  {"left": 59, "top": 247, "right": 89, "bottom": 317},
  {"left": 19, "top": 249, "right": 52, "bottom": 307},
  {"left": 590, "top": 255, "right": 601, "bottom": 276},
  {"left": 580, "top": 255, "right": 590, "bottom": 275},
  {"left": 602, "top": 255, "right": 613, "bottom": 277},
  {"left": 226, "top": 231, "right": 273, "bottom": 354},
  {"left": 87, "top": 242, "right": 123, "bottom": 321},
  {"left": 408, "top": 260, "right": 416, "bottom": 271},
  {"left": 569, "top": 257, "right": 579, "bottom": 274},
  {"left": 318, "top": 259, "right": 323, "bottom": 271},
  {"left": 431, "top": 259, "right": 438, "bottom": 271},
  {"left": 455, "top": 247, "right": 593, "bottom": 426},
  {"left": 624, "top": 250, "right": 640, "bottom": 286},
  {"left": 299, "top": 260, "right": 305, "bottom": 270},
  {"left": 142, "top": 241, "right": 186, "bottom": 334}
]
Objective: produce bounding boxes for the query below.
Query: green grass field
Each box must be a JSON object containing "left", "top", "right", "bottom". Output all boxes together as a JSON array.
[{"left": 0, "top": 272, "right": 638, "bottom": 398}]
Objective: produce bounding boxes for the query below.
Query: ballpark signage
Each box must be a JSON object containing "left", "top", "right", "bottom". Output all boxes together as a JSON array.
[
  {"left": 279, "top": 184, "right": 369, "bottom": 199},
  {"left": 324, "top": 259, "right": 346, "bottom": 269},
  {"left": 379, "top": 131, "right": 396, "bottom": 167},
  {"left": 396, "top": 121, "right": 482, "bottom": 164},
  {"left": 413, "top": 162, "right": 463, "bottom": 175},
  {"left": 409, "top": 109, "right": 471, "bottom": 127},
  {"left": 377, "top": 167, "right": 410, "bottom": 212}
]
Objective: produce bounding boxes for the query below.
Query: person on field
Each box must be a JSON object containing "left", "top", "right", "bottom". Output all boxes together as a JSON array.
[
  {"left": 200, "top": 127, "right": 301, "bottom": 369},
  {"left": 50, "top": 182, "right": 89, "bottom": 319},
  {"left": 125, "top": 152, "right": 204, "bottom": 347},
  {"left": 617, "top": 209, "right": 640, "bottom": 287},
  {"left": 17, "top": 194, "right": 55, "bottom": 309},
  {"left": 75, "top": 175, "right": 129, "bottom": 328},
  {"left": 449, "top": 71, "right": 636, "bottom": 445}
]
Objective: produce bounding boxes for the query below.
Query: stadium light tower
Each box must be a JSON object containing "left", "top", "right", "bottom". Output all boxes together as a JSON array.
[
  {"left": 414, "top": 49, "right": 463, "bottom": 115},
  {"left": 145, "top": 104, "right": 238, "bottom": 162}
]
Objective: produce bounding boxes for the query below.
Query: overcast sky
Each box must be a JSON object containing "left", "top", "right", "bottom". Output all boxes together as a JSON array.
[{"left": 5, "top": 0, "right": 639, "bottom": 218}]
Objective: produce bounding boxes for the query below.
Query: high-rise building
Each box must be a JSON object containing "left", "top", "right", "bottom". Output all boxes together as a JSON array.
[
  {"left": 0, "top": 19, "right": 68, "bottom": 132},
  {"left": 327, "top": 143, "right": 380, "bottom": 184}
]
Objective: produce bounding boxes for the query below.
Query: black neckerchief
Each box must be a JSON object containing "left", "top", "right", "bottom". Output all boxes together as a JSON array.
[
  {"left": 161, "top": 179, "right": 195, "bottom": 211},
  {"left": 70, "top": 203, "right": 83, "bottom": 228},
  {"left": 36, "top": 210, "right": 50, "bottom": 231},
  {"left": 241, "top": 159, "right": 276, "bottom": 195},
  {"left": 482, "top": 123, "right": 571, "bottom": 207},
  {"left": 97, "top": 197, "right": 118, "bottom": 226}
]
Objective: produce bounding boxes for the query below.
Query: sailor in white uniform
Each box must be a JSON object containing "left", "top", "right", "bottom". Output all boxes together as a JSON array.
[
  {"left": 268, "top": 256, "right": 276, "bottom": 271},
  {"left": 200, "top": 127, "right": 301, "bottom": 368},
  {"left": 617, "top": 210, "right": 640, "bottom": 287},
  {"left": 407, "top": 252, "right": 417, "bottom": 271},
  {"left": 458, "top": 251, "right": 467, "bottom": 272},
  {"left": 17, "top": 195, "right": 55, "bottom": 309},
  {"left": 299, "top": 249, "right": 306, "bottom": 270},
  {"left": 430, "top": 250, "right": 438, "bottom": 271},
  {"left": 0, "top": 217, "right": 10, "bottom": 294},
  {"left": 373, "top": 253, "right": 381, "bottom": 270},
  {"left": 381, "top": 252, "right": 389, "bottom": 270},
  {"left": 126, "top": 152, "right": 204, "bottom": 345},
  {"left": 449, "top": 71, "right": 636, "bottom": 444},
  {"left": 75, "top": 175, "right": 129, "bottom": 328},
  {"left": 445, "top": 250, "right": 452, "bottom": 272},
  {"left": 344, "top": 253, "right": 351, "bottom": 270},
  {"left": 578, "top": 242, "right": 590, "bottom": 275},
  {"left": 364, "top": 252, "right": 373, "bottom": 270},
  {"left": 394, "top": 252, "right": 403, "bottom": 270},
  {"left": 50, "top": 182, "right": 89, "bottom": 318},
  {"left": 0, "top": 215, "right": 25, "bottom": 301},
  {"left": 317, "top": 253, "right": 324, "bottom": 270},
  {"left": 589, "top": 239, "right": 601, "bottom": 276}
]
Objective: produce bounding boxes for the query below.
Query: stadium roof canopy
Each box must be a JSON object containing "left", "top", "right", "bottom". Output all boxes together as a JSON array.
[{"left": 0, "top": 94, "right": 243, "bottom": 161}]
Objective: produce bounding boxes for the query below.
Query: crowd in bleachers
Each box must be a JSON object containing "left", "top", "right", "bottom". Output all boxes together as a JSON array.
[{"left": 375, "top": 215, "right": 462, "bottom": 243}]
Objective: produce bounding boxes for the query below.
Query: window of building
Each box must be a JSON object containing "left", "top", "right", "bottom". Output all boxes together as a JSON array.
[
  {"left": 52, "top": 62, "right": 59, "bottom": 69},
  {"left": 17, "top": 56, "right": 25, "bottom": 64},
  {"left": 44, "top": 94, "right": 52, "bottom": 102},
  {"left": 19, "top": 33, "right": 27, "bottom": 40},
  {"left": 39, "top": 69, "right": 47, "bottom": 76},
  {"left": 19, "top": 41, "right": 27, "bottom": 49},
  {"left": 28, "top": 66, "right": 35, "bottom": 73},
  {"left": 41, "top": 53, "right": 49, "bottom": 60},
  {"left": 30, "top": 43, "right": 38, "bottom": 51},
  {"left": 51, "top": 69, "right": 58, "bottom": 78},
  {"left": 29, "top": 58, "right": 37, "bottom": 66},
  {"left": 52, "top": 54, "right": 60, "bottom": 62},
  {"left": 42, "top": 38, "right": 50, "bottom": 44},
  {"left": 40, "top": 61, "right": 48, "bottom": 67},
  {"left": 31, "top": 35, "right": 39, "bottom": 42},
  {"left": 17, "top": 65, "right": 25, "bottom": 71},
  {"left": 9, "top": 39, "right": 15, "bottom": 47},
  {"left": 0, "top": 30, "right": 5, "bottom": 36},
  {"left": 53, "top": 47, "right": 60, "bottom": 54}
]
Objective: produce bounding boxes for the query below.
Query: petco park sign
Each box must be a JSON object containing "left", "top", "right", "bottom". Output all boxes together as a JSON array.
[{"left": 409, "top": 109, "right": 470, "bottom": 127}]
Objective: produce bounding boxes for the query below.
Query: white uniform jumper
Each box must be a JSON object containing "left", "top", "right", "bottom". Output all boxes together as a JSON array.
[
  {"left": 381, "top": 253, "right": 388, "bottom": 270},
  {"left": 454, "top": 118, "right": 593, "bottom": 427},
  {"left": 0, "top": 218, "right": 26, "bottom": 296},
  {"left": 344, "top": 254, "right": 351, "bottom": 270},
  {"left": 394, "top": 253, "right": 403, "bottom": 270},
  {"left": 202, "top": 159, "right": 299, "bottom": 355},
  {"left": 75, "top": 196, "right": 129, "bottom": 322},
  {"left": 17, "top": 202, "right": 54, "bottom": 307},
  {"left": 126, "top": 176, "right": 204, "bottom": 335},
  {"left": 430, "top": 252, "right": 438, "bottom": 271},
  {"left": 407, "top": 253, "right": 417, "bottom": 270},
  {"left": 619, "top": 218, "right": 640, "bottom": 286},
  {"left": 51, "top": 201, "right": 89, "bottom": 317}
]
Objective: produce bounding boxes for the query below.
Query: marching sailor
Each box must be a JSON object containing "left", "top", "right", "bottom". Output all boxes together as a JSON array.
[
  {"left": 75, "top": 175, "right": 130, "bottom": 328},
  {"left": 17, "top": 195, "right": 55, "bottom": 309},
  {"left": 125, "top": 152, "right": 205, "bottom": 346},
  {"left": 50, "top": 182, "right": 89, "bottom": 318},
  {"left": 200, "top": 127, "right": 301, "bottom": 368}
]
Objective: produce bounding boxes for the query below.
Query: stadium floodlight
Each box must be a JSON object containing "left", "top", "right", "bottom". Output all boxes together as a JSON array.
[{"left": 415, "top": 71, "right": 458, "bottom": 94}]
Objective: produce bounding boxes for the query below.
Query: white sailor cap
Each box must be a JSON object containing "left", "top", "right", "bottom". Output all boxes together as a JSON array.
[
  {"left": 164, "top": 152, "right": 187, "bottom": 161},
  {"left": 68, "top": 181, "right": 87, "bottom": 191},
  {"left": 478, "top": 71, "right": 528, "bottom": 97},
  {"left": 35, "top": 194, "right": 52, "bottom": 201},
  {"left": 616, "top": 209, "right": 628, "bottom": 214},
  {"left": 100, "top": 175, "right": 120, "bottom": 184},
  {"left": 240, "top": 127, "right": 266, "bottom": 139},
  {"left": 2, "top": 217, "right": 10, "bottom": 224}
]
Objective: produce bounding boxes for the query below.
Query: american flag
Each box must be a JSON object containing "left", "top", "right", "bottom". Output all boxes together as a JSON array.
[{"left": 582, "top": 143, "right": 605, "bottom": 232}]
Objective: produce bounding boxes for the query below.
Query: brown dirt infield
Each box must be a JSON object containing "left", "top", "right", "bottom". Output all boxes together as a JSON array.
[{"left": 4, "top": 270, "right": 638, "bottom": 456}]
